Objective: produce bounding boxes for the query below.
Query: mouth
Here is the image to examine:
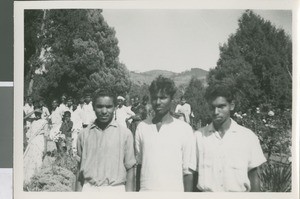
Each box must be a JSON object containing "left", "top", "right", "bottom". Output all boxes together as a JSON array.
[
  {"left": 99, "top": 116, "right": 109, "bottom": 119},
  {"left": 214, "top": 116, "right": 223, "bottom": 120}
]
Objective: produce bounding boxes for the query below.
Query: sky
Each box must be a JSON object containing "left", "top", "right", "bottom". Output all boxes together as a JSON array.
[{"left": 102, "top": 9, "right": 292, "bottom": 73}]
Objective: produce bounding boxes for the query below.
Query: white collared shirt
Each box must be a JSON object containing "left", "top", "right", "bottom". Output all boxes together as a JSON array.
[
  {"left": 135, "top": 116, "right": 195, "bottom": 192},
  {"left": 193, "top": 119, "right": 266, "bottom": 192}
]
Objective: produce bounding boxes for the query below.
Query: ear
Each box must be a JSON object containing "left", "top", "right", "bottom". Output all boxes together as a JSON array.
[{"left": 230, "top": 100, "right": 235, "bottom": 111}]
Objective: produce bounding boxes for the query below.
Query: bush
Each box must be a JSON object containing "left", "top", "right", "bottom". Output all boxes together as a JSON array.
[
  {"left": 53, "top": 151, "right": 78, "bottom": 175},
  {"left": 259, "top": 162, "right": 292, "bottom": 192},
  {"left": 24, "top": 166, "right": 76, "bottom": 192},
  {"left": 24, "top": 150, "right": 78, "bottom": 191},
  {"left": 233, "top": 105, "right": 292, "bottom": 192},
  {"left": 233, "top": 106, "right": 291, "bottom": 160}
]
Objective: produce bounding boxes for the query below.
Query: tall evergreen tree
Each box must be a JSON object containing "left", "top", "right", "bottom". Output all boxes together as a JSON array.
[
  {"left": 184, "top": 77, "right": 211, "bottom": 127},
  {"left": 207, "top": 10, "right": 292, "bottom": 111},
  {"left": 24, "top": 9, "right": 131, "bottom": 104}
]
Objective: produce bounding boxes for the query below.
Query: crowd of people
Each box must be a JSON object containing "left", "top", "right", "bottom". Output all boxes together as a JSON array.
[{"left": 23, "top": 75, "right": 266, "bottom": 192}]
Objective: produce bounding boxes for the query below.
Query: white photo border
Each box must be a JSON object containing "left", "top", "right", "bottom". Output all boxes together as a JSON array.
[{"left": 14, "top": 1, "right": 299, "bottom": 199}]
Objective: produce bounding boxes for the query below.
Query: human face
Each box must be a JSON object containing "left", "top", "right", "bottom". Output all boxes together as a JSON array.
[
  {"left": 27, "top": 98, "right": 33, "bottom": 106},
  {"left": 52, "top": 100, "right": 58, "bottom": 109},
  {"left": 151, "top": 90, "right": 172, "bottom": 116},
  {"left": 79, "top": 97, "right": 85, "bottom": 104},
  {"left": 208, "top": 96, "right": 234, "bottom": 127},
  {"left": 64, "top": 115, "right": 71, "bottom": 122},
  {"left": 67, "top": 99, "right": 73, "bottom": 107},
  {"left": 61, "top": 95, "right": 66, "bottom": 103},
  {"left": 93, "top": 96, "right": 115, "bottom": 124},
  {"left": 73, "top": 104, "right": 78, "bottom": 111},
  {"left": 117, "top": 99, "right": 124, "bottom": 107},
  {"left": 85, "top": 96, "right": 91, "bottom": 104},
  {"left": 180, "top": 98, "right": 186, "bottom": 105}
]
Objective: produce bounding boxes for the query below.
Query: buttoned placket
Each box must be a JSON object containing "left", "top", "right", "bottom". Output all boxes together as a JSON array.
[
  {"left": 94, "top": 125, "right": 109, "bottom": 186},
  {"left": 214, "top": 130, "right": 226, "bottom": 190}
]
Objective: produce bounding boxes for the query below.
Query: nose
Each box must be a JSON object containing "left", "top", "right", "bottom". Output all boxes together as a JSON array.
[
  {"left": 101, "top": 107, "right": 107, "bottom": 114},
  {"left": 156, "top": 98, "right": 162, "bottom": 105},
  {"left": 213, "top": 107, "right": 219, "bottom": 115}
]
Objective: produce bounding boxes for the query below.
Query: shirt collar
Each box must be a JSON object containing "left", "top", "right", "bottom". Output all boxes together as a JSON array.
[
  {"left": 208, "top": 118, "right": 239, "bottom": 134},
  {"left": 90, "top": 119, "right": 118, "bottom": 129}
]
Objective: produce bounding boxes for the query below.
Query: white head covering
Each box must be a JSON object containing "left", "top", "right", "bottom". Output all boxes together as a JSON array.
[{"left": 117, "top": 96, "right": 125, "bottom": 101}]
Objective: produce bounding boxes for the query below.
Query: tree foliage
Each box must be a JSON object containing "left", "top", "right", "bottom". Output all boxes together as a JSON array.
[
  {"left": 207, "top": 10, "right": 292, "bottom": 112},
  {"left": 24, "top": 9, "right": 131, "bottom": 104},
  {"left": 184, "top": 77, "right": 211, "bottom": 127}
]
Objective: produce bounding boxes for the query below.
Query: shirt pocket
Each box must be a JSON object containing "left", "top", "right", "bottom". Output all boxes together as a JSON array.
[{"left": 226, "top": 158, "right": 248, "bottom": 191}]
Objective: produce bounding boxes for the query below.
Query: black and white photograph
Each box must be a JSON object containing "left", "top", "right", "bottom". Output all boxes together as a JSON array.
[{"left": 14, "top": 1, "right": 298, "bottom": 199}]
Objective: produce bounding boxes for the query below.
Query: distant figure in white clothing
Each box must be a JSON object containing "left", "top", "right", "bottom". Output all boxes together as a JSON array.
[
  {"left": 115, "top": 96, "right": 135, "bottom": 128},
  {"left": 23, "top": 96, "right": 35, "bottom": 130},
  {"left": 58, "top": 94, "right": 68, "bottom": 115},
  {"left": 175, "top": 96, "right": 192, "bottom": 124},
  {"left": 49, "top": 99, "right": 63, "bottom": 139},
  {"left": 66, "top": 97, "right": 74, "bottom": 112},
  {"left": 70, "top": 99, "right": 83, "bottom": 155},
  {"left": 135, "top": 75, "right": 195, "bottom": 192},
  {"left": 82, "top": 93, "right": 96, "bottom": 128},
  {"left": 39, "top": 99, "right": 50, "bottom": 119}
]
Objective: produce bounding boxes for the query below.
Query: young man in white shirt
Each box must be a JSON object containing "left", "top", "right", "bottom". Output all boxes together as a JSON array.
[
  {"left": 135, "top": 75, "right": 195, "bottom": 192},
  {"left": 76, "top": 90, "right": 136, "bottom": 192},
  {"left": 193, "top": 84, "right": 266, "bottom": 192}
]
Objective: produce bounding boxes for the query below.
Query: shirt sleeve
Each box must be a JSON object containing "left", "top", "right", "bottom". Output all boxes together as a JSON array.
[
  {"left": 188, "top": 104, "right": 191, "bottom": 115},
  {"left": 76, "top": 130, "right": 84, "bottom": 162},
  {"left": 126, "top": 107, "right": 135, "bottom": 117},
  {"left": 248, "top": 135, "right": 267, "bottom": 170},
  {"left": 135, "top": 124, "right": 143, "bottom": 164},
  {"left": 182, "top": 125, "right": 196, "bottom": 175},
  {"left": 175, "top": 105, "right": 179, "bottom": 113},
  {"left": 124, "top": 129, "right": 137, "bottom": 170},
  {"left": 45, "top": 108, "right": 50, "bottom": 117},
  {"left": 188, "top": 132, "right": 198, "bottom": 172}
]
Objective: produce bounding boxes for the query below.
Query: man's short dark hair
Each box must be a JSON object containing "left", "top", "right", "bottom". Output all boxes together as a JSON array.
[
  {"left": 149, "top": 75, "right": 177, "bottom": 99},
  {"left": 205, "top": 84, "right": 235, "bottom": 103},
  {"left": 92, "top": 89, "right": 117, "bottom": 106}
]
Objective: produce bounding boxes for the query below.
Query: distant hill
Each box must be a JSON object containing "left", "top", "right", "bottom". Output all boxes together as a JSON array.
[{"left": 129, "top": 68, "right": 208, "bottom": 87}]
